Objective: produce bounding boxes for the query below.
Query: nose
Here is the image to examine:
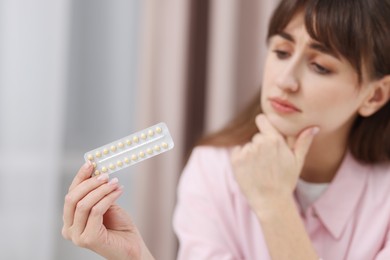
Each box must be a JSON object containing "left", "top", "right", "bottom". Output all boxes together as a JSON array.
[{"left": 276, "top": 60, "right": 299, "bottom": 92}]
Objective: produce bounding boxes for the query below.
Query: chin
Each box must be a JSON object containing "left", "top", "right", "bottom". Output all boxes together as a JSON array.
[{"left": 266, "top": 113, "right": 303, "bottom": 137}]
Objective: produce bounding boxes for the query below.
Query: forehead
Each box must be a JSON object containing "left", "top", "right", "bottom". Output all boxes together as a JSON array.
[
  {"left": 284, "top": 12, "right": 305, "bottom": 33},
  {"left": 269, "top": 14, "right": 311, "bottom": 48},
  {"left": 267, "top": 0, "right": 373, "bottom": 82},
  {"left": 278, "top": 12, "right": 311, "bottom": 42}
]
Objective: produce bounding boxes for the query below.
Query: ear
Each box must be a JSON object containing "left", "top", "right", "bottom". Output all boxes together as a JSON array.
[{"left": 358, "top": 75, "right": 390, "bottom": 117}]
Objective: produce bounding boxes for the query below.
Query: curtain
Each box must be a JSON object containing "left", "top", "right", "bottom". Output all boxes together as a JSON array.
[
  {"left": 134, "top": 1, "right": 190, "bottom": 259},
  {"left": 56, "top": 1, "right": 141, "bottom": 259},
  {"left": 0, "top": 0, "right": 278, "bottom": 259},
  {"left": 135, "top": 1, "right": 279, "bottom": 259},
  {"left": 0, "top": 0, "right": 140, "bottom": 259},
  {"left": 0, "top": 0, "right": 70, "bottom": 259}
]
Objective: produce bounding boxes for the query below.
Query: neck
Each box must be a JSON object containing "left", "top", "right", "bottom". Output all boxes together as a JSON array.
[
  {"left": 287, "top": 126, "right": 351, "bottom": 183},
  {"left": 300, "top": 135, "right": 347, "bottom": 183}
]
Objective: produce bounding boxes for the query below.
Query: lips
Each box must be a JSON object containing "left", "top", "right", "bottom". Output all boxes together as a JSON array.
[{"left": 268, "top": 97, "right": 301, "bottom": 113}]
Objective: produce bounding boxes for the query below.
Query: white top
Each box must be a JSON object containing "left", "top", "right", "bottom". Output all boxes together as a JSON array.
[{"left": 296, "top": 178, "right": 329, "bottom": 212}]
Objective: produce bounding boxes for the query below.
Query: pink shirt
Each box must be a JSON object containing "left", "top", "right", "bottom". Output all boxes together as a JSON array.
[{"left": 173, "top": 146, "right": 390, "bottom": 260}]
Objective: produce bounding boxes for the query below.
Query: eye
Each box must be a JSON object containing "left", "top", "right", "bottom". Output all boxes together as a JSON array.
[
  {"left": 273, "top": 50, "right": 291, "bottom": 60},
  {"left": 311, "top": 63, "right": 332, "bottom": 75}
]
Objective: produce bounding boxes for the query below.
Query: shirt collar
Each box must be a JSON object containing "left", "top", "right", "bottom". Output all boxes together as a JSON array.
[{"left": 313, "top": 152, "right": 369, "bottom": 239}]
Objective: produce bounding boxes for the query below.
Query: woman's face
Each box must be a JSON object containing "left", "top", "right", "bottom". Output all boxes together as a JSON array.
[{"left": 261, "top": 13, "right": 370, "bottom": 138}]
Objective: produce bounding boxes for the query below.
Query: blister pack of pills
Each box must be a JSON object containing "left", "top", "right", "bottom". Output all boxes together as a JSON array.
[{"left": 84, "top": 122, "right": 174, "bottom": 176}]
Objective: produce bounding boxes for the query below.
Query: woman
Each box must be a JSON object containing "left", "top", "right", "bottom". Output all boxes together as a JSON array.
[{"left": 62, "top": 0, "right": 390, "bottom": 259}]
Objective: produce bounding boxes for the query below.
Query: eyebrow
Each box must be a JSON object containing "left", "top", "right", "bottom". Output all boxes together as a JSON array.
[{"left": 277, "top": 31, "right": 340, "bottom": 60}]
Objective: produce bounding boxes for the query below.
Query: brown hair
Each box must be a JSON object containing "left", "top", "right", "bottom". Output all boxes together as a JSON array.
[{"left": 198, "top": 0, "right": 390, "bottom": 164}]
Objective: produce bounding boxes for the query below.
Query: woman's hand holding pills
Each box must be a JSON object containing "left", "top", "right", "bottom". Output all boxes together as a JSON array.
[
  {"left": 231, "top": 114, "right": 319, "bottom": 215},
  {"left": 62, "top": 162, "right": 154, "bottom": 260}
]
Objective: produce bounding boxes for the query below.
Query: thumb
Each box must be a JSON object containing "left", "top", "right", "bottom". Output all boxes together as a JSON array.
[{"left": 294, "top": 126, "right": 320, "bottom": 166}]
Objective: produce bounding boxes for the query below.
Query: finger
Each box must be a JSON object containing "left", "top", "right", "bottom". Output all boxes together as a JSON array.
[
  {"left": 255, "top": 114, "right": 281, "bottom": 137},
  {"left": 231, "top": 145, "right": 241, "bottom": 157},
  {"left": 251, "top": 133, "right": 263, "bottom": 144},
  {"left": 72, "top": 178, "right": 120, "bottom": 236},
  {"left": 230, "top": 145, "right": 243, "bottom": 167},
  {"left": 69, "top": 162, "right": 94, "bottom": 192},
  {"left": 63, "top": 173, "right": 110, "bottom": 229},
  {"left": 294, "top": 127, "right": 320, "bottom": 166},
  {"left": 83, "top": 186, "right": 124, "bottom": 239}
]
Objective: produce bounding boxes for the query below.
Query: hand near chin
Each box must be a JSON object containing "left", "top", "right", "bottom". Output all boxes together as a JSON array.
[{"left": 231, "top": 114, "right": 319, "bottom": 211}]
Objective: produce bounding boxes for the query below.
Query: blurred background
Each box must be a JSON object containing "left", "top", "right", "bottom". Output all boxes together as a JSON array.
[{"left": 0, "top": 0, "right": 278, "bottom": 259}]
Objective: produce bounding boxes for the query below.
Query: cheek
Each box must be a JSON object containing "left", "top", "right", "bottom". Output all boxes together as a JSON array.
[
  {"left": 261, "top": 54, "right": 278, "bottom": 86},
  {"left": 261, "top": 56, "right": 277, "bottom": 107},
  {"left": 305, "top": 83, "right": 356, "bottom": 110},
  {"left": 303, "top": 86, "right": 361, "bottom": 131}
]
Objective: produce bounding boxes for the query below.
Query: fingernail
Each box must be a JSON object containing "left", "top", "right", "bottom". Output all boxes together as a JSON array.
[
  {"left": 97, "top": 173, "right": 109, "bottom": 181},
  {"left": 83, "top": 161, "right": 92, "bottom": 169},
  {"left": 311, "top": 127, "right": 320, "bottom": 135},
  {"left": 109, "top": 177, "right": 119, "bottom": 185}
]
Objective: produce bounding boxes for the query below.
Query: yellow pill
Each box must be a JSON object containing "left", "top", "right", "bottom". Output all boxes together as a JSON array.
[
  {"left": 146, "top": 148, "right": 153, "bottom": 155},
  {"left": 117, "top": 160, "right": 123, "bottom": 167},
  {"left": 118, "top": 142, "right": 124, "bottom": 149},
  {"left": 87, "top": 154, "right": 94, "bottom": 161},
  {"left": 95, "top": 151, "right": 102, "bottom": 158},
  {"left": 162, "top": 142, "right": 168, "bottom": 149},
  {"left": 102, "top": 167, "right": 108, "bottom": 173},
  {"left": 148, "top": 130, "right": 154, "bottom": 137},
  {"left": 103, "top": 148, "right": 109, "bottom": 155},
  {"left": 139, "top": 151, "right": 145, "bottom": 158},
  {"left": 126, "top": 139, "right": 132, "bottom": 146},
  {"left": 154, "top": 145, "right": 161, "bottom": 152},
  {"left": 110, "top": 145, "right": 117, "bottom": 152},
  {"left": 94, "top": 170, "right": 100, "bottom": 176},
  {"left": 133, "top": 136, "right": 139, "bottom": 143},
  {"left": 155, "top": 127, "right": 162, "bottom": 134},
  {"left": 131, "top": 154, "right": 138, "bottom": 161},
  {"left": 109, "top": 163, "right": 115, "bottom": 170},
  {"left": 141, "top": 133, "right": 147, "bottom": 140},
  {"left": 124, "top": 157, "right": 130, "bottom": 164},
  {"left": 92, "top": 162, "right": 97, "bottom": 168}
]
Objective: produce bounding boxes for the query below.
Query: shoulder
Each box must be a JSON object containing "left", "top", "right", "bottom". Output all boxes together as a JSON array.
[
  {"left": 360, "top": 160, "right": 390, "bottom": 205},
  {"left": 342, "top": 153, "right": 390, "bottom": 181},
  {"left": 178, "top": 145, "right": 236, "bottom": 193},
  {"left": 186, "top": 146, "right": 231, "bottom": 169},
  {"left": 182, "top": 145, "right": 232, "bottom": 179},
  {"left": 368, "top": 161, "right": 390, "bottom": 188},
  {"left": 371, "top": 161, "right": 390, "bottom": 174},
  {"left": 364, "top": 159, "right": 390, "bottom": 182}
]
